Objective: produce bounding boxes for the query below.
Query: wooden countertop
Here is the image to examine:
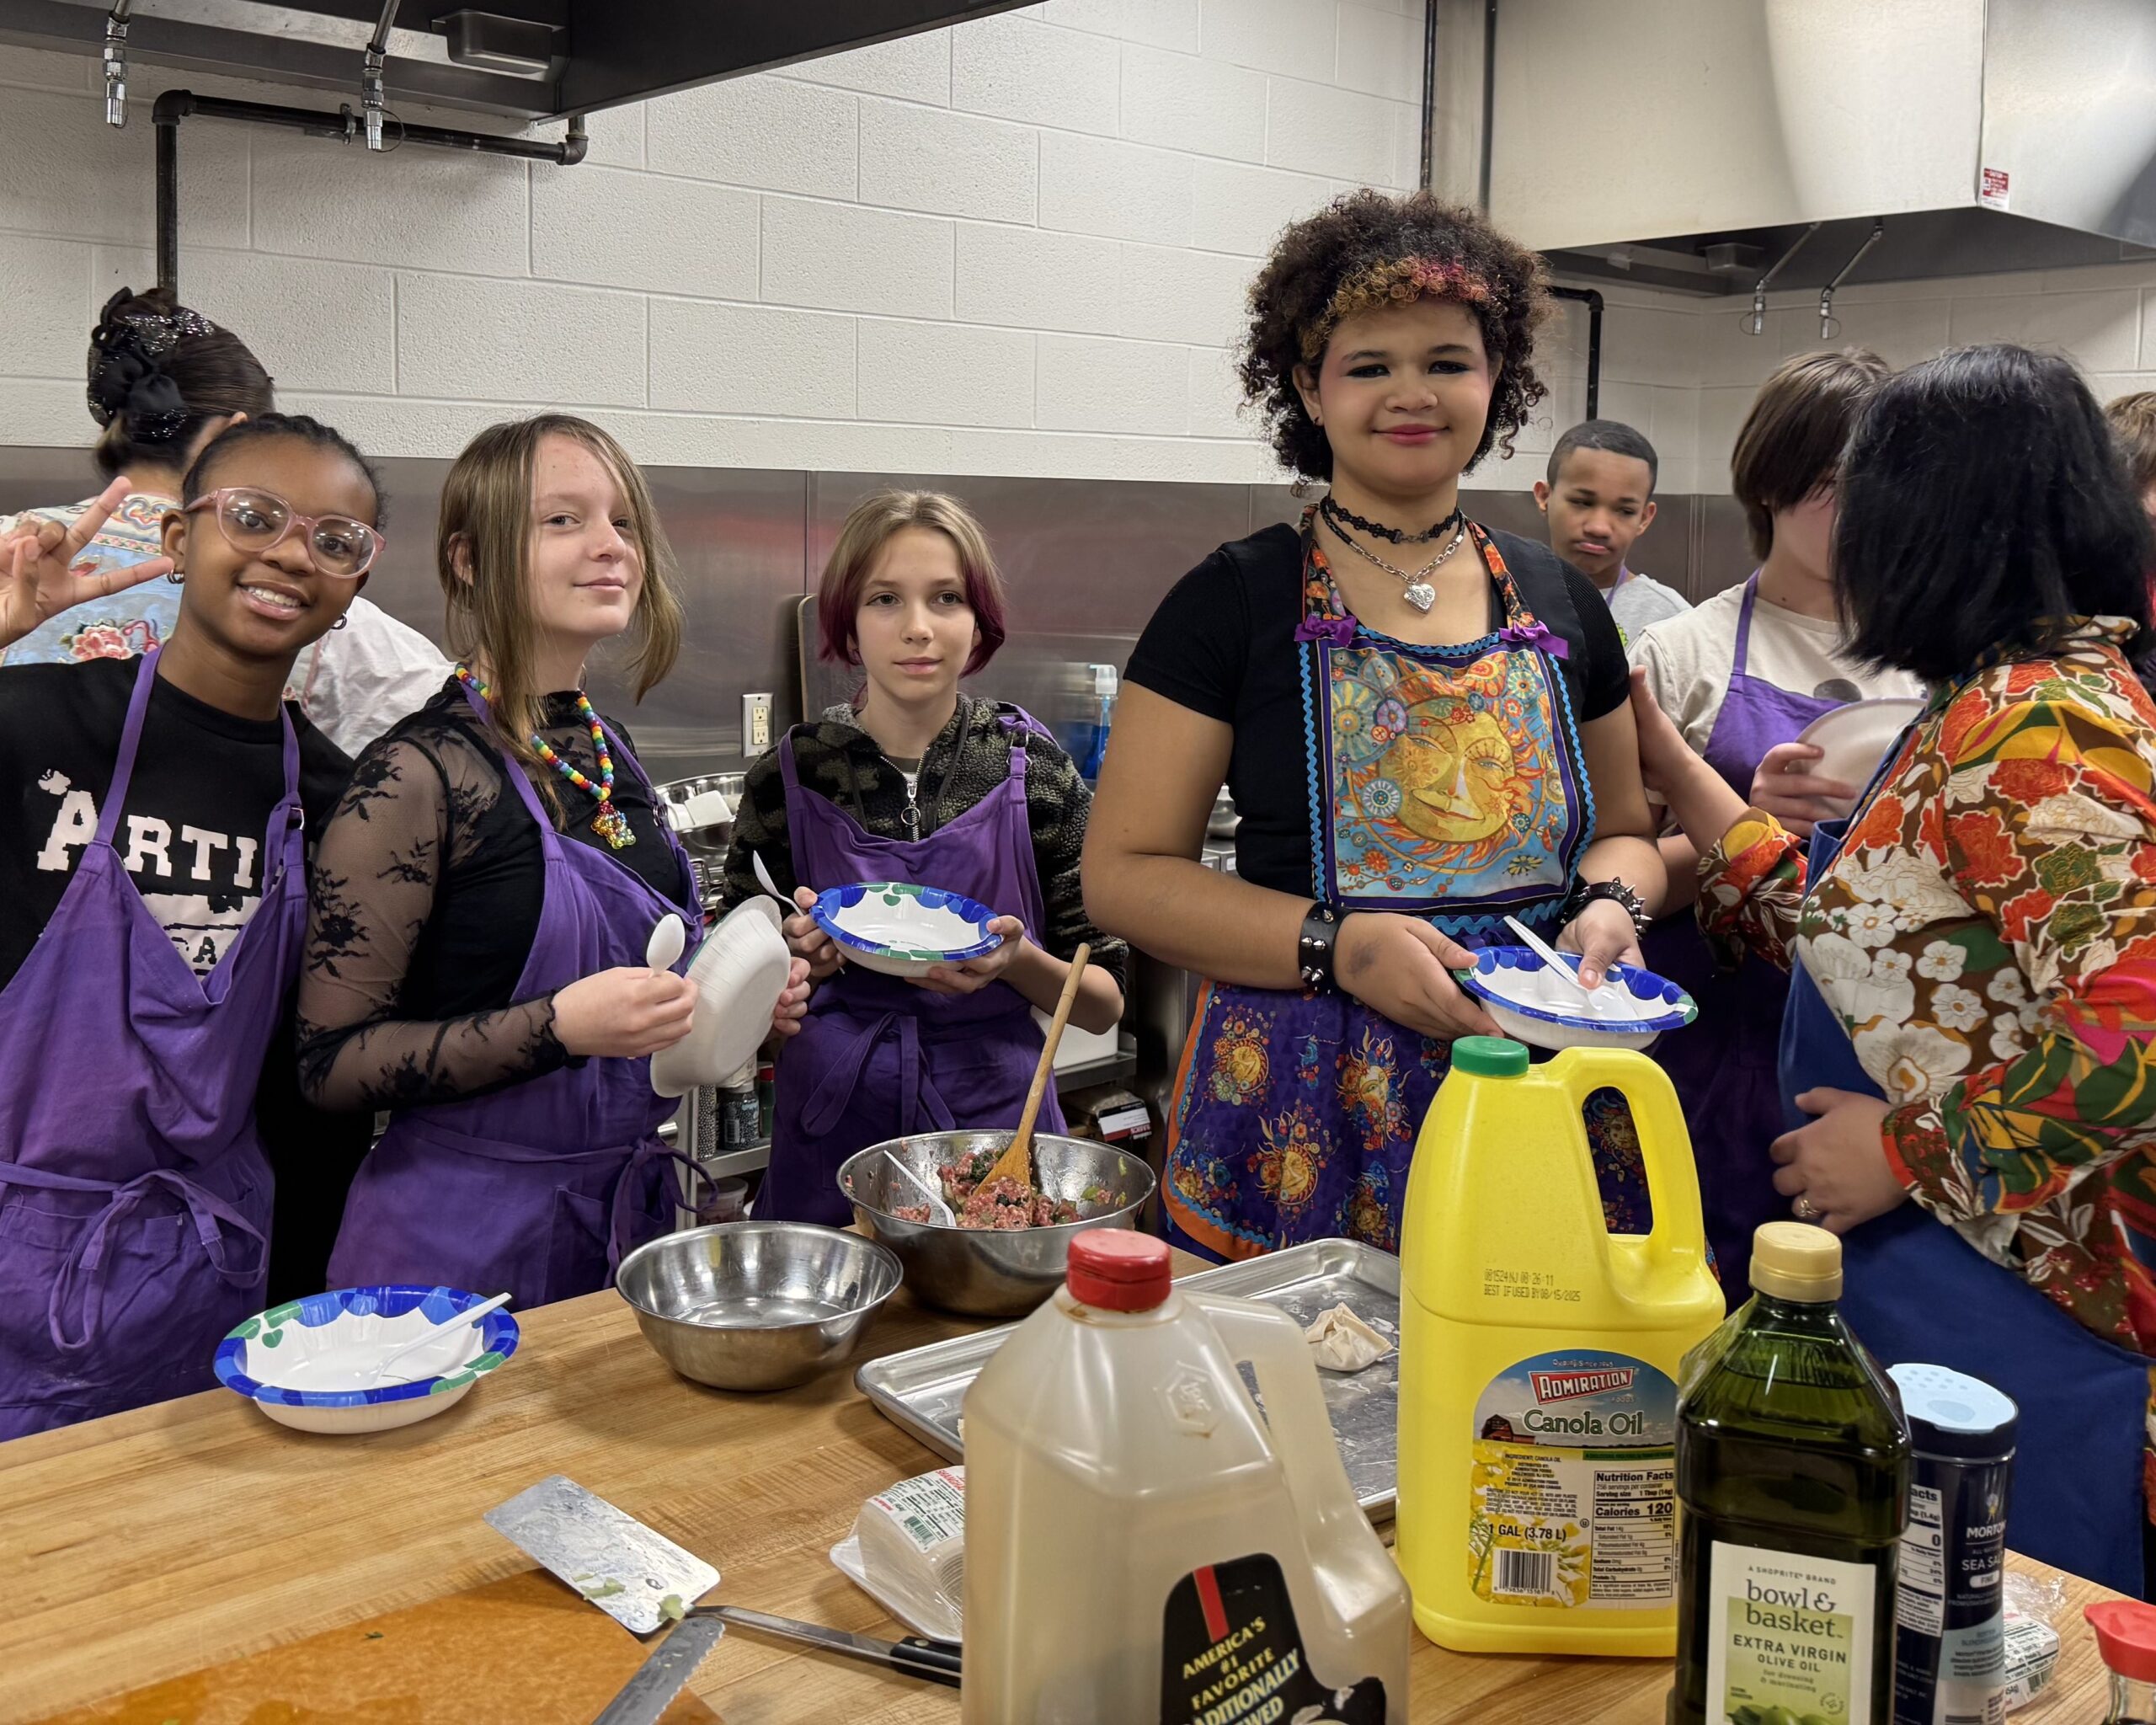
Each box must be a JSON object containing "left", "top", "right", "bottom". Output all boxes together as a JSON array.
[{"left": 1, "top": 1265, "right": 2127, "bottom": 1723}]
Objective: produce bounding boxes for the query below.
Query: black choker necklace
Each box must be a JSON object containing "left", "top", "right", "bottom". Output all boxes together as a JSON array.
[{"left": 1319, "top": 494, "right": 1464, "bottom": 545}]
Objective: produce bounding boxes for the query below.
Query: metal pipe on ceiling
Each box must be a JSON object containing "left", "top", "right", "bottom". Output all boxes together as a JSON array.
[
  {"left": 1477, "top": 0, "right": 1497, "bottom": 212},
  {"left": 152, "top": 89, "right": 588, "bottom": 295},
  {"left": 101, "top": 0, "right": 130, "bottom": 127},
  {"left": 1748, "top": 221, "right": 1822, "bottom": 335},
  {"left": 1547, "top": 286, "right": 1603, "bottom": 419},
  {"left": 360, "top": 0, "right": 401, "bottom": 151},
  {"left": 1819, "top": 217, "right": 1886, "bottom": 339},
  {"left": 1418, "top": 0, "right": 1437, "bottom": 190}
]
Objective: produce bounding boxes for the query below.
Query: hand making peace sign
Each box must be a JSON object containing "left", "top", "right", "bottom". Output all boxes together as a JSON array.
[{"left": 0, "top": 477, "right": 175, "bottom": 651}]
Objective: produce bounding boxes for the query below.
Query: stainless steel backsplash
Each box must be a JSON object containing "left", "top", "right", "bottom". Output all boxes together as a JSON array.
[{"left": 2, "top": 448, "right": 1751, "bottom": 779}]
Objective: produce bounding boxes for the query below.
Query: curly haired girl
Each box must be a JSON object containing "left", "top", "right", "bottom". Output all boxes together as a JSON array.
[{"left": 1085, "top": 190, "right": 1668, "bottom": 1262}]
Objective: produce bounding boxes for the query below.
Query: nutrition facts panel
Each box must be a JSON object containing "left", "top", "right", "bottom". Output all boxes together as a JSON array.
[
  {"left": 1897, "top": 1482, "right": 1947, "bottom": 1636},
  {"left": 1589, "top": 1461, "right": 1677, "bottom": 1604}
]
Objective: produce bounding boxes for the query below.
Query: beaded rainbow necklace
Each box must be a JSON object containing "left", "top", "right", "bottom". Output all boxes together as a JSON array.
[{"left": 456, "top": 664, "right": 635, "bottom": 850}]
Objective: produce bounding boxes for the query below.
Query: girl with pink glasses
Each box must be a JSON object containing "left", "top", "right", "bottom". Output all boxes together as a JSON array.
[{"left": 0, "top": 413, "right": 380, "bottom": 1437}]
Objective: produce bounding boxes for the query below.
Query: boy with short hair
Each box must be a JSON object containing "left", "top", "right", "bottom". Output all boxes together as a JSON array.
[{"left": 1534, "top": 418, "right": 1688, "bottom": 645}]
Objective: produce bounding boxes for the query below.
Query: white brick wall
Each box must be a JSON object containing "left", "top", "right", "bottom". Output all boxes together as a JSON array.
[
  {"left": 1574, "top": 264, "right": 2156, "bottom": 497},
  {"left": 76, "top": 0, "right": 2156, "bottom": 510},
  {"left": 0, "top": 0, "right": 1425, "bottom": 482}
]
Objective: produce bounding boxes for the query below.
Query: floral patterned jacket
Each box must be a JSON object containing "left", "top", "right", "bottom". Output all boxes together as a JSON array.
[{"left": 1698, "top": 622, "right": 2156, "bottom": 1384}]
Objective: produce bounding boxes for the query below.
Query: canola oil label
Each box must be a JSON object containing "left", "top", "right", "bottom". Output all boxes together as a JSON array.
[{"left": 1466, "top": 1349, "right": 1677, "bottom": 1610}]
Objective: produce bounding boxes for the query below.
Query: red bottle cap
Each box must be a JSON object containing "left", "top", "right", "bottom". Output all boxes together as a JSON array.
[
  {"left": 1067, "top": 1230, "right": 1171, "bottom": 1311},
  {"left": 2087, "top": 1599, "right": 2156, "bottom": 1684}
]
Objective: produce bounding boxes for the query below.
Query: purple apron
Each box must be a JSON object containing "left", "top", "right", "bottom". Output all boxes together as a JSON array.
[
  {"left": 0, "top": 650, "right": 300, "bottom": 1437},
  {"left": 326, "top": 685, "right": 702, "bottom": 1310},
  {"left": 762, "top": 709, "right": 1065, "bottom": 1226},
  {"left": 1779, "top": 754, "right": 2151, "bottom": 1596},
  {"left": 1645, "top": 573, "right": 1849, "bottom": 1297},
  {"left": 1161, "top": 524, "right": 1649, "bottom": 1262}
]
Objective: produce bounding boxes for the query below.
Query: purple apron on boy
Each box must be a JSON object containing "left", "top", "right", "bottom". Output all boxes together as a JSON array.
[
  {"left": 761, "top": 710, "right": 1065, "bottom": 1227},
  {"left": 0, "top": 651, "right": 299, "bottom": 1437},
  {"left": 327, "top": 684, "right": 701, "bottom": 1310},
  {"left": 1643, "top": 573, "right": 1847, "bottom": 1295}
]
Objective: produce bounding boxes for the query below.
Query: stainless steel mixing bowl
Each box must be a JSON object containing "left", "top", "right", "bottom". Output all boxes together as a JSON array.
[
  {"left": 838, "top": 1131, "right": 1156, "bottom": 1318},
  {"left": 615, "top": 1221, "right": 901, "bottom": 1391}
]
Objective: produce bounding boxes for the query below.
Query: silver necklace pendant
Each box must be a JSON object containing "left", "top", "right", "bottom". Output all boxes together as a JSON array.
[{"left": 1401, "top": 582, "right": 1437, "bottom": 612}]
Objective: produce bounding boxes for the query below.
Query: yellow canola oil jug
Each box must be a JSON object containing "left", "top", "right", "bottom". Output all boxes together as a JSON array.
[{"left": 1395, "top": 1036, "right": 1724, "bottom": 1658}]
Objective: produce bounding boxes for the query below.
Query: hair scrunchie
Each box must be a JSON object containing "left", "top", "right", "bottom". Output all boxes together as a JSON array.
[{"left": 85, "top": 287, "right": 210, "bottom": 443}]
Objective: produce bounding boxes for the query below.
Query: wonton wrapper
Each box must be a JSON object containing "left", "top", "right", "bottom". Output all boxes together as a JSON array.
[{"left": 1303, "top": 1302, "right": 1393, "bottom": 1373}]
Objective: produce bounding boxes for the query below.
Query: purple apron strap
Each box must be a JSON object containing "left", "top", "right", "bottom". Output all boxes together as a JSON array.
[
  {"left": 96, "top": 649, "right": 305, "bottom": 872},
  {"left": 459, "top": 680, "right": 560, "bottom": 841},
  {"left": 1729, "top": 572, "right": 1761, "bottom": 672},
  {"left": 91, "top": 649, "right": 166, "bottom": 848},
  {"left": 0, "top": 1162, "right": 266, "bottom": 1354},
  {"left": 604, "top": 1139, "right": 700, "bottom": 1274}
]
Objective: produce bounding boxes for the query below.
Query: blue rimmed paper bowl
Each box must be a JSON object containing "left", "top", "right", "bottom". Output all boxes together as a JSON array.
[
  {"left": 811, "top": 880, "right": 1002, "bottom": 979},
  {"left": 213, "top": 1284, "right": 520, "bottom": 1434},
  {"left": 1456, "top": 946, "right": 1697, "bottom": 1051}
]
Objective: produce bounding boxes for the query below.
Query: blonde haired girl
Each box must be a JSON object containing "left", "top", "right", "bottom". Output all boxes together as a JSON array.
[{"left": 300, "top": 414, "right": 806, "bottom": 1305}]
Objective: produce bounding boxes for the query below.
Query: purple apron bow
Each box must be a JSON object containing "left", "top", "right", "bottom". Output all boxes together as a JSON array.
[
  {"left": 1499, "top": 618, "right": 1570, "bottom": 660},
  {"left": 1294, "top": 612, "right": 1358, "bottom": 648}
]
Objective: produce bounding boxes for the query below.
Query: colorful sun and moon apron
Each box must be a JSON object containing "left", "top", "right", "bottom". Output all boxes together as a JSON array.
[
  {"left": 327, "top": 683, "right": 704, "bottom": 1311},
  {"left": 1163, "top": 525, "right": 1651, "bottom": 1263},
  {"left": 0, "top": 650, "right": 300, "bottom": 1437},
  {"left": 1642, "top": 573, "right": 1850, "bottom": 1297}
]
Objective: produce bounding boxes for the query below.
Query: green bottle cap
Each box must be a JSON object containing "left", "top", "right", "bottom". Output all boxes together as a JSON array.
[{"left": 1451, "top": 1035, "right": 1529, "bottom": 1076}]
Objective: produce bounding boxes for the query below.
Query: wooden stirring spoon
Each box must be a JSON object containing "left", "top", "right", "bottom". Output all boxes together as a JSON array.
[{"left": 979, "top": 942, "right": 1091, "bottom": 1194}]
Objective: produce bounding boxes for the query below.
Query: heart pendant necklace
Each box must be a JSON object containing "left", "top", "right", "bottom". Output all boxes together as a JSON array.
[{"left": 1326, "top": 513, "right": 1469, "bottom": 612}]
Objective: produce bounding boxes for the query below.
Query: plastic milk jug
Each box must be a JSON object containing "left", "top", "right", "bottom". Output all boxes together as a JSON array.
[
  {"left": 963, "top": 1230, "right": 1412, "bottom": 1723},
  {"left": 1395, "top": 1036, "right": 1724, "bottom": 1658}
]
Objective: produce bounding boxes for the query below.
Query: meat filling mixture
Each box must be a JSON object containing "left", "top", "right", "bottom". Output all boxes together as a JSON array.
[{"left": 889, "top": 1146, "right": 1103, "bottom": 1231}]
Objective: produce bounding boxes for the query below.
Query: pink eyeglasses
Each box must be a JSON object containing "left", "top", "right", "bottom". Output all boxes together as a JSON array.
[{"left": 182, "top": 487, "right": 382, "bottom": 579}]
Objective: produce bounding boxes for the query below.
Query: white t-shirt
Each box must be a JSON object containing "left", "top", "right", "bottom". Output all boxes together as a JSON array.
[{"left": 1629, "top": 578, "right": 1924, "bottom": 757}]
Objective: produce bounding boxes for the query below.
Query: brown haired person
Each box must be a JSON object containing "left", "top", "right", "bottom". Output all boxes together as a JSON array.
[
  {"left": 2, "top": 288, "right": 446, "bottom": 756},
  {"left": 721, "top": 490, "right": 1125, "bottom": 1224},
  {"left": 2105, "top": 390, "right": 2156, "bottom": 527},
  {"left": 1085, "top": 190, "right": 1668, "bottom": 1263},
  {"left": 298, "top": 415, "right": 808, "bottom": 1306},
  {"left": 1627, "top": 349, "right": 1924, "bottom": 1294}
]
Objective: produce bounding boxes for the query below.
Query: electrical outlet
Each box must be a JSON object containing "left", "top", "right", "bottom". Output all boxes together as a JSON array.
[{"left": 742, "top": 692, "right": 773, "bottom": 754}]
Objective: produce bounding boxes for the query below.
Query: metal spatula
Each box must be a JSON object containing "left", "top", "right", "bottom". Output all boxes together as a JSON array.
[{"left": 485, "top": 1475, "right": 723, "bottom": 1725}]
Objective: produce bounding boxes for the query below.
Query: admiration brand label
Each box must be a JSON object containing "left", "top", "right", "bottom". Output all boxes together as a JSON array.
[{"left": 1529, "top": 1366, "right": 1638, "bottom": 1404}]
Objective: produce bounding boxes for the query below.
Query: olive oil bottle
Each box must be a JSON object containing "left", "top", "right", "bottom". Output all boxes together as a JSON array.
[{"left": 1669, "top": 1223, "right": 1910, "bottom": 1725}]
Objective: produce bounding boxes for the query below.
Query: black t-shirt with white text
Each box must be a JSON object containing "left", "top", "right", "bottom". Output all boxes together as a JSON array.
[
  {"left": 0, "top": 656, "right": 366, "bottom": 1304},
  {"left": 0, "top": 658, "right": 351, "bottom": 986}
]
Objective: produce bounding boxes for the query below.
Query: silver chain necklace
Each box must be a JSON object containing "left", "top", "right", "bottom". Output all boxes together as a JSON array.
[{"left": 1327, "top": 516, "right": 1470, "bottom": 611}]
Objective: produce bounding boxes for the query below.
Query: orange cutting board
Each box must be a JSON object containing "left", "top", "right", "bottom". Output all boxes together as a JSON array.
[{"left": 34, "top": 1571, "right": 722, "bottom": 1725}]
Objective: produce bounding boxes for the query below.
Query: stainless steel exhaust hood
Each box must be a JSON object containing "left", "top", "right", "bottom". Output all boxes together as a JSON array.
[
  {"left": 0, "top": 0, "right": 1027, "bottom": 121},
  {"left": 1477, "top": 0, "right": 2156, "bottom": 295}
]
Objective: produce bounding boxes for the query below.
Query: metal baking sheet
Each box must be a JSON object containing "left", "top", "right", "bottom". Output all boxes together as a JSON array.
[{"left": 855, "top": 1237, "right": 1401, "bottom": 1520}]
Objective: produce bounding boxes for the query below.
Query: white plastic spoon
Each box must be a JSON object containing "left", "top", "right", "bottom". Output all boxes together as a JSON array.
[
  {"left": 645, "top": 911, "right": 687, "bottom": 972},
  {"left": 750, "top": 849, "right": 793, "bottom": 905},
  {"left": 280, "top": 1293, "right": 514, "bottom": 1391},
  {"left": 884, "top": 1151, "right": 957, "bottom": 1226},
  {"left": 1502, "top": 913, "right": 1642, "bottom": 1022}
]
